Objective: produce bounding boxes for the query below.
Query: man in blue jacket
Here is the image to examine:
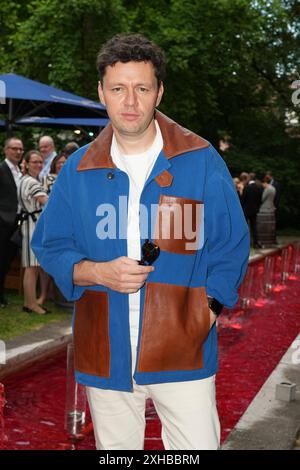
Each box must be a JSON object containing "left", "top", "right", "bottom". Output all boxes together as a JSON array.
[{"left": 32, "top": 34, "right": 249, "bottom": 450}]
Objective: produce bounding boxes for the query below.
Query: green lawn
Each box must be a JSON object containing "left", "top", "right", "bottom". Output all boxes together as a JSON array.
[{"left": 0, "top": 289, "right": 72, "bottom": 341}]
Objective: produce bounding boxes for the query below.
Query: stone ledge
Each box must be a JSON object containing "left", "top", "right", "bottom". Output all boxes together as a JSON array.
[
  {"left": 221, "top": 334, "right": 300, "bottom": 450},
  {"left": 0, "top": 319, "right": 72, "bottom": 380}
]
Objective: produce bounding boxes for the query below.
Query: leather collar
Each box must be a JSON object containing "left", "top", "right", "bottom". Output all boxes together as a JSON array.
[{"left": 77, "top": 110, "right": 209, "bottom": 172}]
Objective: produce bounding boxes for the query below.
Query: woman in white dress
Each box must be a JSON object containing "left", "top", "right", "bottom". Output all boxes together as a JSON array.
[
  {"left": 18, "top": 151, "right": 48, "bottom": 314},
  {"left": 39, "top": 153, "right": 67, "bottom": 305}
]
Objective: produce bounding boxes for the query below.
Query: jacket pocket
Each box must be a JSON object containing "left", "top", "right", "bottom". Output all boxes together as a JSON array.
[
  {"left": 137, "top": 283, "right": 210, "bottom": 373},
  {"left": 74, "top": 290, "right": 110, "bottom": 377},
  {"left": 153, "top": 195, "right": 203, "bottom": 254}
]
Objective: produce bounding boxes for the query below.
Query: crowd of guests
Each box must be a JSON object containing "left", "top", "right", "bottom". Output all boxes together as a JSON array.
[
  {"left": 0, "top": 136, "right": 79, "bottom": 312},
  {"left": 233, "top": 172, "right": 281, "bottom": 249}
]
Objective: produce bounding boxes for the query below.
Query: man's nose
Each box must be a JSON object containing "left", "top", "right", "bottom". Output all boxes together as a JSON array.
[{"left": 124, "top": 88, "right": 136, "bottom": 107}]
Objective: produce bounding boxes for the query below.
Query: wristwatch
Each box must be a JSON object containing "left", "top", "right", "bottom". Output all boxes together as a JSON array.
[{"left": 207, "top": 296, "right": 223, "bottom": 317}]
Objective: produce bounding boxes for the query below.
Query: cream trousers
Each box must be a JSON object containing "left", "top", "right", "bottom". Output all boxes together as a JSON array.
[{"left": 86, "top": 348, "right": 220, "bottom": 450}]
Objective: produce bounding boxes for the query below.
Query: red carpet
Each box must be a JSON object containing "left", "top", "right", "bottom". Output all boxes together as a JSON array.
[{"left": 2, "top": 250, "right": 300, "bottom": 450}]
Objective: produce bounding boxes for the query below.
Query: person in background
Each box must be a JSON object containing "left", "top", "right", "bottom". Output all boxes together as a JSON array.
[
  {"left": 240, "top": 172, "right": 263, "bottom": 249},
  {"left": 264, "top": 171, "right": 281, "bottom": 211},
  {"left": 38, "top": 136, "right": 57, "bottom": 303},
  {"left": 233, "top": 177, "right": 243, "bottom": 204},
  {"left": 63, "top": 141, "right": 79, "bottom": 159},
  {"left": 42, "top": 153, "right": 67, "bottom": 195},
  {"left": 40, "top": 151, "right": 67, "bottom": 307},
  {"left": 256, "top": 175, "right": 276, "bottom": 247},
  {"left": 19, "top": 156, "right": 27, "bottom": 175},
  {"left": 50, "top": 153, "right": 67, "bottom": 175},
  {"left": 19, "top": 151, "right": 48, "bottom": 315},
  {"left": 0, "top": 137, "right": 24, "bottom": 308},
  {"left": 39, "top": 136, "right": 57, "bottom": 180}
]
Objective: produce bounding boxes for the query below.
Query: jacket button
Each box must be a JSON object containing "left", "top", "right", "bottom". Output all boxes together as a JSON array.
[{"left": 107, "top": 172, "right": 114, "bottom": 180}]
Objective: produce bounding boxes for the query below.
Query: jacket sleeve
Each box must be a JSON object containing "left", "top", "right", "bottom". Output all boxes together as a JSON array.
[
  {"left": 204, "top": 146, "right": 250, "bottom": 308},
  {"left": 31, "top": 168, "right": 86, "bottom": 301}
]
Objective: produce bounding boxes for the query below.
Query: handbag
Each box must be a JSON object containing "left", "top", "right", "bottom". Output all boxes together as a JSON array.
[
  {"left": 10, "top": 223, "right": 22, "bottom": 249},
  {"left": 10, "top": 220, "right": 22, "bottom": 248},
  {"left": 9, "top": 209, "right": 42, "bottom": 248}
]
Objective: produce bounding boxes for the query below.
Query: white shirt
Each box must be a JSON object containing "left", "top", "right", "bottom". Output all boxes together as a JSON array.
[{"left": 111, "top": 121, "right": 163, "bottom": 347}]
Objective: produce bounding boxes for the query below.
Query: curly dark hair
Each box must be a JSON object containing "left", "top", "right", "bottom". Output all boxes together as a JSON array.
[{"left": 96, "top": 34, "right": 166, "bottom": 87}]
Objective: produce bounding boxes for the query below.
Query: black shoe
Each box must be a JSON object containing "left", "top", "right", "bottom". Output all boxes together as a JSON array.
[
  {"left": 37, "top": 305, "right": 51, "bottom": 314},
  {"left": 22, "top": 306, "right": 49, "bottom": 315}
]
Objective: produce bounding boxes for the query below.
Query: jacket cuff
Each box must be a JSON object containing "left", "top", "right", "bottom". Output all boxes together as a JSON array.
[{"left": 54, "top": 251, "right": 86, "bottom": 301}]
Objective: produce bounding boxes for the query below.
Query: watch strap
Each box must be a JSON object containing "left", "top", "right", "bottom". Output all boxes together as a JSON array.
[{"left": 207, "top": 296, "right": 223, "bottom": 317}]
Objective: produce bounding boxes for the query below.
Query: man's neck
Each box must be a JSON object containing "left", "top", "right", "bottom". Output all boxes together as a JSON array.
[{"left": 113, "top": 119, "right": 157, "bottom": 155}]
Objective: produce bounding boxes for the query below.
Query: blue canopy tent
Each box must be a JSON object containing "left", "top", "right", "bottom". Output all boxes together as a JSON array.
[
  {"left": 0, "top": 117, "right": 109, "bottom": 144},
  {"left": 16, "top": 116, "right": 109, "bottom": 129},
  {"left": 0, "top": 73, "right": 107, "bottom": 135}
]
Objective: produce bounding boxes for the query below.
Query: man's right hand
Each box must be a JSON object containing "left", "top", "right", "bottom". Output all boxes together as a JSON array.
[{"left": 73, "top": 257, "right": 154, "bottom": 293}]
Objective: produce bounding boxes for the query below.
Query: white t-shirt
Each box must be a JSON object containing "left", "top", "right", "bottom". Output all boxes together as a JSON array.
[{"left": 111, "top": 121, "right": 163, "bottom": 347}]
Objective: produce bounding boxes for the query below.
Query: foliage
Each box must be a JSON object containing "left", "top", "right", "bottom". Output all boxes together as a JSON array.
[
  {"left": 0, "top": 0, "right": 127, "bottom": 98},
  {"left": 0, "top": 0, "right": 299, "bottom": 226}
]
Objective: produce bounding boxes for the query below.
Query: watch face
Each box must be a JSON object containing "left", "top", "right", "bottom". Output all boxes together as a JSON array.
[{"left": 139, "top": 239, "right": 160, "bottom": 266}]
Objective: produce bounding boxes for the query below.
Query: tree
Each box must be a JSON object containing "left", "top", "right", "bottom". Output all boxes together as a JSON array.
[
  {"left": 5, "top": 0, "right": 127, "bottom": 100},
  {"left": 125, "top": 0, "right": 300, "bottom": 227},
  {"left": 0, "top": 0, "right": 299, "bottom": 227}
]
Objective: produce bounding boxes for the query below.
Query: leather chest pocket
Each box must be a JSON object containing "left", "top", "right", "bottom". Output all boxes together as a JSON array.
[
  {"left": 73, "top": 290, "right": 110, "bottom": 378},
  {"left": 153, "top": 195, "right": 203, "bottom": 254}
]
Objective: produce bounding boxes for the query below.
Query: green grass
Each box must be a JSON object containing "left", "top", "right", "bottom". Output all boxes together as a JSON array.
[{"left": 0, "top": 290, "right": 72, "bottom": 341}]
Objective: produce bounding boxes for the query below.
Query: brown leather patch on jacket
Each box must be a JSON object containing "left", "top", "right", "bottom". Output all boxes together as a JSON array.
[
  {"left": 74, "top": 290, "right": 110, "bottom": 377},
  {"left": 137, "top": 283, "right": 210, "bottom": 373},
  {"left": 154, "top": 195, "right": 203, "bottom": 254},
  {"left": 155, "top": 170, "right": 173, "bottom": 188}
]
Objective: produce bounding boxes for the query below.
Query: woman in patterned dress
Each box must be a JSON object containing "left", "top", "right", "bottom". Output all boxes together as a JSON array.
[{"left": 18, "top": 151, "right": 48, "bottom": 314}]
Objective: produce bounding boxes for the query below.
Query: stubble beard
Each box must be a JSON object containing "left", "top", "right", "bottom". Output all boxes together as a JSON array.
[{"left": 114, "top": 111, "right": 155, "bottom": 139}]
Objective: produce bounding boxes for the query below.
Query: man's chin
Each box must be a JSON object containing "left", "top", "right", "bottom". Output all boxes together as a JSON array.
[
  {"left": 114, "top": 122, "right": 145, "bottom": 136},
  {"left": 113, "top": 117, "right": 155, "bottom": 137}
]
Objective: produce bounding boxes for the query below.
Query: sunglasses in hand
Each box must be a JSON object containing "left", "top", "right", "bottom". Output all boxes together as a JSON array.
[{"left": 138, "top": 239, "right": 160, "bottom": 266}]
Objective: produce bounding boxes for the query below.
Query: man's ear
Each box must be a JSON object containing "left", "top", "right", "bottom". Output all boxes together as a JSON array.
[
  {"left": 155, "top": 82, "right": 164, "bottom": 107},
  {"left": 98, "top": 81, "right": 106, "bottom": 106}
]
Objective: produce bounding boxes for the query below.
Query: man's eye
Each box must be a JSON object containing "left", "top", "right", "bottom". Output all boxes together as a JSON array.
[
  {"left": 112, "top": 87, "right": 122, "bottom": 92},
  {"left": 139, "top": 87, "right": 148, "bottom": 93}
]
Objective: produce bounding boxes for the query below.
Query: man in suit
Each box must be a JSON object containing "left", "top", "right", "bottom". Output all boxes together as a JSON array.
[
  {"left": 0, "top": 137, "right": 24, "bottom": 307},
  {"left": 240, "top": 172, "right": 263, "bottom": 248}
]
